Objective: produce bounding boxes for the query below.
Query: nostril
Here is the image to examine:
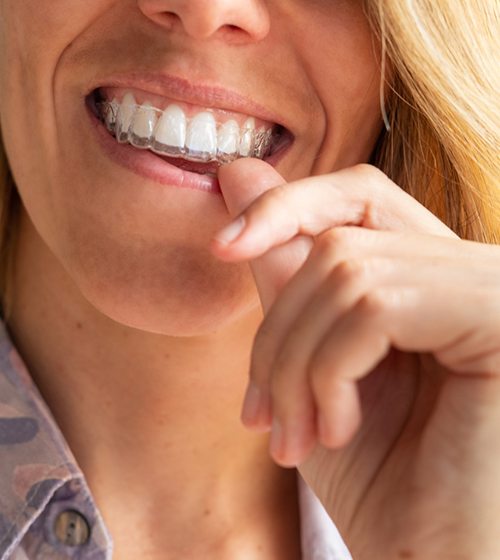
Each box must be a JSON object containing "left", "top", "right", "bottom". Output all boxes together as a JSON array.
[
  {"left": 151, "top": 10, "right": 180, "bottom": 31},
  {"left": 138, "top": 1, "right": 269, "bottom": 42}
]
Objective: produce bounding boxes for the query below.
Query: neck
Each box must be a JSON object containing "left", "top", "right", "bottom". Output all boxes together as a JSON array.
[{"left": 6, "top": 210, "right": 301, "bottom": 559}]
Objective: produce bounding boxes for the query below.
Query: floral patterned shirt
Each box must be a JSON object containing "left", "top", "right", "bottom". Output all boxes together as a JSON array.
[{"left": 0, "top": 320, "right": 352, "bottom": 560}]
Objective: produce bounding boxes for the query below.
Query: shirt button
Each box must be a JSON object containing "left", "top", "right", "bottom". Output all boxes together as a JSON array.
[{"left": 53, "top": 509, "right": 91, "bottom": 546}]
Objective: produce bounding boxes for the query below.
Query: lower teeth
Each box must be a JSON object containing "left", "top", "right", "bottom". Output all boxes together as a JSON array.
[{"left": 97, "top": 100, "right": 275, "bottom": 165}]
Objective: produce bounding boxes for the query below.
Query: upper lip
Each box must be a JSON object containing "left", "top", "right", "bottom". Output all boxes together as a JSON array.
[{"left": 85, "top": 71, "right": 288, "bottom": 129}]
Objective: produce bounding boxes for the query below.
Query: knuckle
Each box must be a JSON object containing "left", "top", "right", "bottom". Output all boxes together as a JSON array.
[
  {"left": 352, "top": 163, "right": 387, "bottom": 184},
  {"left": 358, "top": 289, "right": 391, "bottom": 316},
  {"left": 314, "top": 227, "right": 352, "bottom": 256},
  {"left": 350, "top": 164, "right": 392, "bottom": 202},
  {"left": 269, "top": 354, "right": 294, "bottom": 396},
  {"left": 331, "top": 258, "right": 369, "bottom": 287},
  {"left": 309, "top": 358, "right": 337, "bottom": 396},
  {"left": 250, "top": 183, "right": 287, "bottom": 219},
  {"left": 266, "top": 183, "right": 289, "bottom": 208},
  {"left": 258, "top": 184, "right": 300, "bottom": 233}
]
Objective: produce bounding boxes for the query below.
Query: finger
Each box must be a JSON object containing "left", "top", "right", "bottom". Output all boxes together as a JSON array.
[
  {"left": 309, "top": 286, "right": 499, "bottom": 448},
  {"left": 267, "top": 382, "right": 318, "bottom": 468},
  {"left": 211, "top": 164, "right": 459, "bottom": 262},
  {"left": 261, "top": 258, "right": 401, "bottom": 455},
  {"left": 259, "top": 256, "right": 433, "bottom": 461},
  {"left": 214, "top": 158, "right": 313, "bottom": 313},
  {"left": 248, "top": 230, "right": 500, "bottom": 431},
  {"left": 248, "top": 246, "right": 401, "bottom": 459},
  {"left": 214, "top": 160, "right": 314, "bottom": 437},
  {"left": 216, "top": 158, "right": 287, "bottom": 218}
]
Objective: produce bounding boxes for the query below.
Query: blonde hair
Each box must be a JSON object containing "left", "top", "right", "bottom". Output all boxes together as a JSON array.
[
  {"left": 0, "top": 0, "right": 498, "bottom": 319},
  {"left": 366, "top": 0, "right": 500, "bottom": 241}
]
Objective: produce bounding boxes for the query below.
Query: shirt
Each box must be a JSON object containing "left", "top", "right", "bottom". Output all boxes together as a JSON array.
[{"left": 0, "top": 320, "right": 352, "bottom": 560}]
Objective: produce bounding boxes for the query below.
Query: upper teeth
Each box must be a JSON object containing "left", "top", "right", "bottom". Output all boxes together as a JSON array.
[{"left": 99, "top": 92, "right": 274, "bottom": 164}]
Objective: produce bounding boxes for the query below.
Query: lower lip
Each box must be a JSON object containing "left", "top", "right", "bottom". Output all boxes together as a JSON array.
[{"left": 86, "top": 103, "right": 222, "bottom": 195}]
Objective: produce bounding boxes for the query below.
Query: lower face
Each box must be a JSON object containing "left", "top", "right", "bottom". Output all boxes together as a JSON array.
[{"left": 0, "top": 0, "right": 384, "bottom": 335}]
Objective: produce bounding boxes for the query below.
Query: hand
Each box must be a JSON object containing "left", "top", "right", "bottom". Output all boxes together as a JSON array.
[{"left": 210, "top": 159, "right": 500, "bottom": 559}]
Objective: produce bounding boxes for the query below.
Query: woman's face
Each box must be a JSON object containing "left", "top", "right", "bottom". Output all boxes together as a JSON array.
[{"left": 0, "top": 0, "right": 383, "bottom": 334}]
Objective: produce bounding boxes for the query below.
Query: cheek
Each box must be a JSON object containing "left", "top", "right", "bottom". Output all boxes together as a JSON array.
[
  {"left": 296, "top": 5, "right": 383, "bottom": 170},
  {"left": 0, "top": 0, "right": 112, "bottom": 227},
  {"left": 0, "top": 1, "right": 108, "bottom": 67}
]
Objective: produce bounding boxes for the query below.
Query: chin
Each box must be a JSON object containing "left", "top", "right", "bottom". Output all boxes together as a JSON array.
[{"left": 70, "top": 243, "right": 261, "bottom": 337}]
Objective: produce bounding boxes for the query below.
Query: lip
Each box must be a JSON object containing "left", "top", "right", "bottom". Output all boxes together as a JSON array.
[
  {"left": 85, "top": 93, "right": 292, "bottom": 195},
  {"left": 86, "top": 97, "right": 223, "bottom": 194},
  {"left": 84, "top": 72, "right": 293, "bottom": 195},
  {"left": 85, "top": 72, "right": 289, "bottom": 132}
]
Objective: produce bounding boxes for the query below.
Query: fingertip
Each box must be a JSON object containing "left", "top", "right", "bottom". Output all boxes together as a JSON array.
[
  {"left": 269, "top": 413, "right": 317, "bottom": 467},
  {"left": 240, "top": 383, "right": 273, "bottom": 431},
  {"left": 208, "top": 237, "right": 237, "bottom": 260},
  {"left": 212, "top": 215, "right": 247, "bottom": 246},
  {"left": 217, "top": 158, "right": 286, "bottom": 217},
  {"left": 208, "top": 233, "right": 249, "bottom": 261}
]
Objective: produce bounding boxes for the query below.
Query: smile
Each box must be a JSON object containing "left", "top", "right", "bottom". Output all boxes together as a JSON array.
[{"left": 88, "top": 87, "right": 290, "bottom": 169}]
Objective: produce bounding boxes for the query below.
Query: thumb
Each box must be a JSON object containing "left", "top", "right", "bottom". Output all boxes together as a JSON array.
[
  {"left": 217, "top": 158, "right": 313, "bottom": 313},
  {"left": 218, "top": 157, "right": 287, "bottom": 216}
]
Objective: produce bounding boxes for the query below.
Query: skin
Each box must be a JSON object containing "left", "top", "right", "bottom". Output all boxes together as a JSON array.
[
  {"left": 0, "top": 1, "right": 382, "bottom": 559},
  {"left": 2, "top": 1, "right": 498, "bottom": 559},
  {"left": 213, "top": 160, "right": 500, "bottom": 558}
]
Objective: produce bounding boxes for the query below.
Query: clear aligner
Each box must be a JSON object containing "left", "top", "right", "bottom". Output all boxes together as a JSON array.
[{"left": 97, "top": 100, "right": 274, "bottom": 165}]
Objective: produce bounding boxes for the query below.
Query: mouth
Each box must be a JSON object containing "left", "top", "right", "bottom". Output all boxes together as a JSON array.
[{"left": 86, "top": 86, "right": 293, "bottom": 177}]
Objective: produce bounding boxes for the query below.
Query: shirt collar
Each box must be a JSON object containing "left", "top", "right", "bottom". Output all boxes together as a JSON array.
[
  {"left": 297, "top": 475, "right": 352, "bottom": 560},
  {"left": 0, "top": 320, "right": 112, "bottom": 559},
  {"left": 0, "top": 319, "right": 350, "bottom": 560}
]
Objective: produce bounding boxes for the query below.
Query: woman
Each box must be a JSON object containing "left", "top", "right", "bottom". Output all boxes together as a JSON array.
[{"left": 0, "top": 0, "right": 498, "bottom": 558}]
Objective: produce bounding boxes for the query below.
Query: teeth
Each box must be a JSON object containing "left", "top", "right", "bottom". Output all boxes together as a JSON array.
[
  {"left": 153, "top": 104, "right": 186, "bottom": 155},
  {"left": 185, "top": 112, "right": 217, "bottom": 162},
  {"left": 239, "top": 118, "right": 255, "bottom": 157},
  {"left": 105, "top": 98, "right": 119, "bottom": 130},
  {"left": 99, "top": 95, "right": 276, "bottom": 164},
  {"left": 115, "top": 92, "right": 136, "bottom": 143},
  {"left": 130, "top": 102, "right": 157, "bottom": 148},
  {"left": 255, "top": 127, "right": 272, "bottom": 159},
  {"left": 217, "top": 120, "right": 239, "bottom": 162}
]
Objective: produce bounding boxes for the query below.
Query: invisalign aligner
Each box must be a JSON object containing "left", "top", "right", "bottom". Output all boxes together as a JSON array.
[{"left": 97, "top": 100, "right": 275, "bottom": 165}]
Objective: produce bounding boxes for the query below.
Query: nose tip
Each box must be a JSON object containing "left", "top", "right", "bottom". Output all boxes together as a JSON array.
[{"left": 138, "top": 0, "right": 270, "bottom": 42}]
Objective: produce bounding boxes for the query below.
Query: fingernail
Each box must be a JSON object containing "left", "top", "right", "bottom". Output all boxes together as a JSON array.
[
  {"left": 269, "top": 418, "right": 284, "bottom": 458},
  {"left": 213, "top": 215, "right": 246, "bottom": 245},
  {"left": 241, "top": 382, "right": 262, "bottom": 425}
]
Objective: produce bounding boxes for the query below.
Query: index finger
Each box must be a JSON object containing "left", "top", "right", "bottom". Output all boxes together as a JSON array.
[{"left": 211, "top": 164, "right": 459, "bottom": 261}]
